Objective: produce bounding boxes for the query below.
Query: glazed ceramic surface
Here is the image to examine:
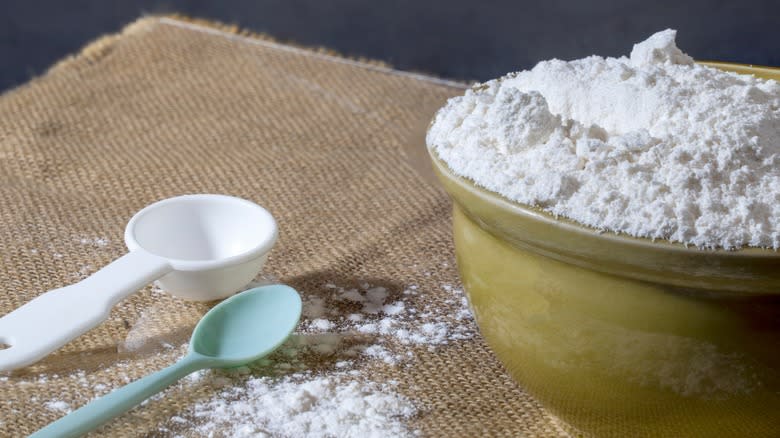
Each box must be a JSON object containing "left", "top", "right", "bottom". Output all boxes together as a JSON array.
[{"left": 429, "top": 63, "right": 780, "bottom": 438}]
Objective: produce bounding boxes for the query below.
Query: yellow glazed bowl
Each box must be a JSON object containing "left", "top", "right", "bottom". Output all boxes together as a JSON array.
[{"left": 429, "top": 63, "right": 780, "bottom": 438}]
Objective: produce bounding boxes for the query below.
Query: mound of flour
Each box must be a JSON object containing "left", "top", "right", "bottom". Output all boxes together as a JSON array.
[
  {"left": 427, "top": 29, "right": 780, "bottom": 249},
  {"left": 142, "top": 279, "right": 474, "bottom": 437}
]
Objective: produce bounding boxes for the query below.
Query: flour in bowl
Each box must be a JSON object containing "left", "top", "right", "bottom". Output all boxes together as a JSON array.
[{"left": 427, "top": 29, "right": 780, "bottom": 249}]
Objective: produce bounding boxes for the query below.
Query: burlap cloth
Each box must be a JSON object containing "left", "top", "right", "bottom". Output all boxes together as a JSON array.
[{"left": 0, "top": 16, "right": 570, "bottom": 437}]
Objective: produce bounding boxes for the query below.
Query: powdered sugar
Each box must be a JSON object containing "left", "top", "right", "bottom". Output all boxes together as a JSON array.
[{"left": 427, "top": 29, "right": 780, "bottom": 249}]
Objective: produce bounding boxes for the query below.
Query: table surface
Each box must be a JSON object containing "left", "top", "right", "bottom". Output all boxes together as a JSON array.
[{"left": 0, "top": 16, "right": 573, "bottom": 437}]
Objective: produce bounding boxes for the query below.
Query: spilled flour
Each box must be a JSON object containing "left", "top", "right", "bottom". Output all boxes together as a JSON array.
[
  {"left": 31, "top": 241, "right": 469, "bottom": 437},
  {"left": 171, "top": 281, "right": 474, "bottom": 437},
  {"left": 43, "top": 400, "right": 71, "bottom": 413},
  {"left": 88, "top": 279, "right": 475, "bottom": 437},
  {"left": 187, "top": 373, "right": 416, "bottom": 438},
  {"left": 427, "top": 29, "right": 780, "bottom": 249}
]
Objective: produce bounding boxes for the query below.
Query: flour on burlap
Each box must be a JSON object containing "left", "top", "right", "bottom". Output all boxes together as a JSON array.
[
  {"left": 155, "top": 281, "right": 474, "bottom": 437},
  {"left": 427, "top": 29, "right": 780, "bottom": 249},
  {"left": 31, "top": 279, "right": 472, "bottom": 437},
  {"left": 44, "top": 400, "right": 71, "bottom": 413},
  {"left": 187, "top": 373, "right": 416, "bottom": 438}
]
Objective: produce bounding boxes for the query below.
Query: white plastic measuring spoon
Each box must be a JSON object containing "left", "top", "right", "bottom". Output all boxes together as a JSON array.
[{"left": 0, "top": 194, "right": 277, "bottom": 371}]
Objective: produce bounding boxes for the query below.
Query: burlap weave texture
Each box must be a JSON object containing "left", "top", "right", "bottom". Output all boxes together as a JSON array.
[{"left": 0, "top": 17, "right": 569, "bottom": 437}]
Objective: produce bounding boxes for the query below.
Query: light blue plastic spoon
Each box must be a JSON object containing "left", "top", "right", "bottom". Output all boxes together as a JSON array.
[{"left": 31, "top": 284, "right": 302, "bottom": 438}]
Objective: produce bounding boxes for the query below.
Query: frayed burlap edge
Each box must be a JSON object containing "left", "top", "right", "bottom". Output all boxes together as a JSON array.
[{"left": 45, "top": 14, "right": 471, "bottom": 90}]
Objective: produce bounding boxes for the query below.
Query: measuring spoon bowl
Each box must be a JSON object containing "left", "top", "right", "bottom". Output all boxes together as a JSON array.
[
  {"left": 125, "top": 194, "right": 278, "bottom": 300},
  {"left": 0, "top": 194, "right": 278, "bottom": 371}
]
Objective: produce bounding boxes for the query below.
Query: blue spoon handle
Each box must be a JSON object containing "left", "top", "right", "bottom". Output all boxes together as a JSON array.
[{"left": 31, "top": 354, "right": 207, "bottom": 438}]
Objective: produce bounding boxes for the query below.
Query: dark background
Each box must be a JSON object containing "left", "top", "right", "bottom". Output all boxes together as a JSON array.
[{"left": 0, "top": 0, "right": 778, "bottom": 91}]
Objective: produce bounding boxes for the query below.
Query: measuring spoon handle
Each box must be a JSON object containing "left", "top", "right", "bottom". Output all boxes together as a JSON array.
[
  {"left": 31, "top": 353, "right": 210, "bottom": 438},
  {"left": 0, "top": 250, "right": 171, "bottom": 371}
]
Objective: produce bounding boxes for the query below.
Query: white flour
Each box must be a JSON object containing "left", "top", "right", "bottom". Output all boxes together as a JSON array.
[
  {"left": 26, "top": 245, "right": 473, "bottom": 437},
  {"left": 164, "top": 280, "right": 472, "bottom": 437},
  {"left": 28, "top": 277, "right": 473, "bottom": 437},
  {"left": 427, "top": 29, "right": 780, "bottom": 249},
  {"left": 44, "top": 400, "right": 71, "bottom": 413},
  {"left": 188, "top": 373, "right": 416, "bottom": 438},
  {"left": 172, "top": 281, "right": 472, "bottom": 437}
]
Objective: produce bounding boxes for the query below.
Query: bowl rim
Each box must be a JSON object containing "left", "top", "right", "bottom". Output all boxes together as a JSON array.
[
  {"left": 428, "top": 62, "right": 780, "bottom": 292},
  {"left": 698, "top": 60, "right": 780, "bottom": 77}
]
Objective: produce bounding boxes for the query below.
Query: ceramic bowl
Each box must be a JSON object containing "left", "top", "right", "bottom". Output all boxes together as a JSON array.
[{"left": 429, "top": 63, "right": 780, "bottom": 438}]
